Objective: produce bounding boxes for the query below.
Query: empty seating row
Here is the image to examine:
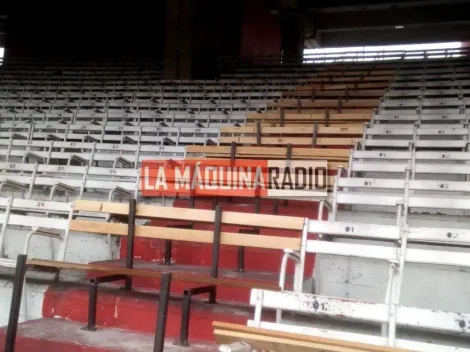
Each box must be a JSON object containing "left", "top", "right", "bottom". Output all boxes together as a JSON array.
[
  {"left": 283, "top": 88, "right": 385, "bottom": 99},
  {"left": 372, "top": 111, "right": 470, "bottom": 124},
  {"left": 224, "top": 69, "right": 470, "bottom": 81},
  {"left": 0, "top": 102, "right": 266, "bottom": 113},
  {"left": 246, "top": 111, "right": 372, "bottom": 126},
  {"left": 219, "top": 125, "right": 362, "bottom": 147},
  {"left": 0, "top": 122, "right": 220, "bottom": 145},
  {"left": 269, "top": 98, "right": 379, "bottom": 110},
  {"left": 0, "top": 162, "right": 139, "bottom": 201},
  {"left": 228, "top": 61, "right": 470, "bottom": 75},
  {"left": 0, "top": 91, "right": 281, "bottom": 101},
  {"left": 0, "top": 111, "right": 247, "bottom": 127},
  {"left": 0, "top": 98, "right": 268, "bottom": 110},
  {"left": 379, "top": 97, "right": 470, "bottom": 110},
  {"left": 349, "top": 148, "right": 470, "bottom": 180},
  {"left": 0, "top": 78, "right": 307, "bottom": 87},
  {"left": 222, "top": 54, "right": 470, "bottom": 72},
  {"left": 363, "top": 124, "right": 470, "bottom": 149},
  {"left": 0, "top": 83, "right": 294, "bottom": 93},
  {"left": 333, "top": 166, "right": 470, "bottom": 219},
  {"left": 0, "top": 139, "right": 186, "bottom": 164}
]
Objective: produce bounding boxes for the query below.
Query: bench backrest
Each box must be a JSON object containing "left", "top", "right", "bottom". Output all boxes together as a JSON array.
[{"left": 72, "top": 199, "right": 304, "bottom": 252}]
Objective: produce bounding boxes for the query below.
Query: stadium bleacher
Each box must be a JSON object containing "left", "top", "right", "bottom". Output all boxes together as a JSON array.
[{"left": 1, "top": 54, "right": 470, "bottom": 352}]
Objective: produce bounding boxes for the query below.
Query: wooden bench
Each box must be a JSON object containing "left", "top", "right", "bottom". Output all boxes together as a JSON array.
[
  {"left": 305, "top": 75, "right": 393, "bottom": 84},
  {"left": 296, "top": 82, "right": 390, "bottom": 91},
  {"left": 282, "top": 88, "right": 385, "bottom": 99},
  {"left": 315, "top": 69, "right": 396, "bottom": 77},
  {"left": 186, "top": 145, "right": 350, "bottom": 162},
  {"left": 213, "top": 322, "right": 409, "bottom": 352},
  {"left": 268, "top": 98, "right": 380, "bottom": 110},
  {"left": 246, "top": 111, "right": 371, "bottom": 127},
  {"left": 5, "top": 199, "right": 306, "bottom": 349},
  {"left": 219, "top": 125, "right": 363, "bottom": 147}
]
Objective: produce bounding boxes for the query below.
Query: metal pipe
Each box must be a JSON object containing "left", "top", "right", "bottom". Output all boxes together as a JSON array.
[
  {"left": 4, "top": 254, "right": 28, "bottom": 352},
  {"left": 84, "top": 281, "right": 98, "bottom": 331},
  {"left": 124, "top": 198, "right": 136, "bottom": 291},
  {"left": 153, "top": 272, "right": 172, "bottom": 352},
  {"left": 210, "top": 205, "right": 222, "bottom": 279},
  {"left": 175, "top": 293, "right": 191, "bottom": 347},
  {"left": 164, "top": 240, "right": 172, "bottom": 265}
]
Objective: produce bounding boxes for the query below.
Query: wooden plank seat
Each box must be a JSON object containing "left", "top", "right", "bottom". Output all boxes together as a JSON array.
[
  {"left": 268, "top": 98, "right": 380, "bottom": 110},
  {"left": 212, "top": 322, "right": 409, "bottom": 352},
  {"left": 305, "top": 75, "right": 393, "bottom": 84},
  {"left": 26, "top": 259, "right": 279, "bottom": 290},
  {"left": 282, "top": 88, "right": 385, "bottom": 99},
  {"left": 246, "top": 111, "right": 372, "bottom": 127},
  {"left": 186, "top": 145, "right": 350, "bottom": 162},
  {"left": 219, "top": 125, "right": 363, "bottom": 147},
  {"left": 297, "top": 82, "right": 391, "bottom": 91}
]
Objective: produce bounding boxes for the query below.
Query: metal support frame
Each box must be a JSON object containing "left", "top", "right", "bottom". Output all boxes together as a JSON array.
[
  {"left": 153, "top": 272, "right": 172, "bottom": 352},
  {"left": 4, "top": 254, "right": 28, "bottom": 352},
  {"left": 312, "top": 122, "right": 318, "bottom": 147},
  {"left": 210, "top": 205, "right": 223, "bottom": 280},
  {"left": 163, "top": 223, "right": 193, "bottom": 266},
  {"left": 83, "top": 274, "right": 128, "bottom": 331},
  {"left": 124, "top": 198, "right": 136, "bottom": 291},
  {"left": 236, "top": 228, "right": 259, "bottom": 273},
  {"left": 174, "top": 285, "right": 216, "bottom": 347},
  {"left": 324, "top": 109, "right": 330, "bottom": 127}
]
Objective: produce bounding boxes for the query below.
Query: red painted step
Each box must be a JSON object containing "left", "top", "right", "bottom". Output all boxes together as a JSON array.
[
  {"left": 41, "top": 283, "right": 269, "bottom": 341},
  {"left": 0, "top": 318, "right": 218, "bottom": 352},
  {"left": 86, "top": 259, "right": 288, "bottom": 304}
]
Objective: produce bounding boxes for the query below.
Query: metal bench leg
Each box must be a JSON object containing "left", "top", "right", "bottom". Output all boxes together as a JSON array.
[
  {"left": 4, "top": 254, "right": 28, "bottom": 352},
  {"left": 153, "top": 273, "right": 172, "bottom": 352}
]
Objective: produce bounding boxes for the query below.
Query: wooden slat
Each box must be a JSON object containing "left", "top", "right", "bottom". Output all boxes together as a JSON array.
[
  {"left": 69, "top": 220, "right": 302, "bottom": 250},
  {"left": 246, "top": 123, "right": 364, "bottom": 127},
  {"left": 73, "top": 200, "right": 305, "bottom": 230},
  {"left": 219, "top": 136, "right": 357, "bottom": 146},
  {"left": 306, "top": 75, "right": 393, "bottom": 83},
  {"left": 27, "top": 259, "right": 279, "bottom": 290},
  {"left": 269, "top": 99, "right": 380, "bottom": 108},
  {"left": 220, "top": 126, "right": 364, "bottom": 135},
  {"left": 296, "top": 83, "right": 389, "bottom": 91},
  {"left": 213, "top": 322, "right": 410, "bottom": 352},
  {"left": 186, "top": 145, "right": 350, "bottom": 160},
  {"left": 316, "top": 69, "right": 395, "bottom": 77},
  {"left": 246, "top": 112, "right": 371, "bottom": 122},
  {"left": 282, "top": 89, "right": 384, "bottom": 98}
]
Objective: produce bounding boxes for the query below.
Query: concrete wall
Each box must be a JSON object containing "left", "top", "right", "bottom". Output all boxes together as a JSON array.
[{"left": 0, "top": 280, "right": 46, "bottom": 326}]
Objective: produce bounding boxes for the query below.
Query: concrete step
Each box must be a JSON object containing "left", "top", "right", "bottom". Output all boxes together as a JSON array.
[
  {"left": 0, "top": 318, "right": 219, "bottom": 352},
  {"left": 41, "top": 282, "right": 271, "bottom": 341}
]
